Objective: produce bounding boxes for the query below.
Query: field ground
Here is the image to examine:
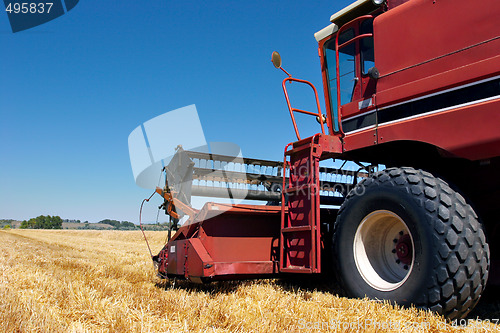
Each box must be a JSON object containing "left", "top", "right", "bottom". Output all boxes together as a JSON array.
[{"left": 1, "top": 230, "right": 499, "bottom": 332}]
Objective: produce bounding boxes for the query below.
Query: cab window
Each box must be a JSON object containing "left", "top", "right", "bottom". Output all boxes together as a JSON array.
[
  {"left": 360, "top": 19, "right": 374, "bottom": 75},
  {"left": 325, "top": 29, "right": 355, "bottom": 131}
]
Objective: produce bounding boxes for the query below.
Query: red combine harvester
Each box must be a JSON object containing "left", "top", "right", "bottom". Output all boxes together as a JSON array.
[{"left": 151, "top": 0, "right": 499, "bottom": 319}]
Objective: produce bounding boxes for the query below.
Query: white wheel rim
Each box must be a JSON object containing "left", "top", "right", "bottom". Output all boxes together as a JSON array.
[{"left": 353, "top": 210, "right": 415, "bottom": 291}]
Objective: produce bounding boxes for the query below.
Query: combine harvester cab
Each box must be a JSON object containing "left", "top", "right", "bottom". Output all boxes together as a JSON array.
[{"left": 150, "top": 0, "right": 499, "bottom": 320}]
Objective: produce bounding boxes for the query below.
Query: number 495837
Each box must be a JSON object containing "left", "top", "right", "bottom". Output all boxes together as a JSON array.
[{"left": 5, "top": 2, "right": 53, "bottom": 14}]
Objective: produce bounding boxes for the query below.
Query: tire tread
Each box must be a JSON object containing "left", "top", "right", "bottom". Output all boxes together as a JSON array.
[{"left": 333, "top": 167, "right": 490, "bottom": 320}]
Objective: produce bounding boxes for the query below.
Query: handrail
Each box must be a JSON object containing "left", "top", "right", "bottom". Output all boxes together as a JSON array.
[
  {"left": 338, "top": 33, "right": 373, "bottom": 49},
  {"left": 282, "top": 77, "right": 326, "bottom": 141},
  {"left": 335, "top": 14, "right": 374, "bottom": 138}
]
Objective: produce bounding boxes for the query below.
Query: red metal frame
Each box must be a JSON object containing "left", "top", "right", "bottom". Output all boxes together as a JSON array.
[
  {"left": 318, "top": 40, "right": 335, "bottom": 137},
  {"left": 334, "top": 15, "right": 374, "bottom": 137},
  {"left": 281, "top": 141, "right": 320, "bottom": 273},
  {"left": 280, "top": 142, "right": 292, "bottom": 272},
  {"left": 279, "top": 134, "right": 342, "bottom": 273},
  {"left": 281, "top": 77, "right": 326, "bottom": 141}
]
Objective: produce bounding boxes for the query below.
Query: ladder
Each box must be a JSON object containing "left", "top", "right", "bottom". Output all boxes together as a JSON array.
[
  {"left": 280, "top": 135, "right": 324, "bottom": 273},
  {"left": 277, "top": 74, "right": 343, "bottom": 273}
]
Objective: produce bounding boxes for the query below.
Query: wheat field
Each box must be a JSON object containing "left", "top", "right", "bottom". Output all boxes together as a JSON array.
[{"left": 1, "top": 229, "right": 498, "bottom": 332}]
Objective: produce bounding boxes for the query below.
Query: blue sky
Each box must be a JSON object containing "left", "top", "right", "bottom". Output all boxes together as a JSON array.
[{"left": 0, "top": 0, "right": 352, "bottom": 223}]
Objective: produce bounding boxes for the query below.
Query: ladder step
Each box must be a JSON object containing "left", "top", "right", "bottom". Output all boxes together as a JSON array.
[
  {"left": 282, "top": 226, "right": 312, "bottom": 233},
  {"left": 281, "top": 267, "right": 313, "bottom": 273},
  {"left": 284, "top": 184, "right": 315, "bottom": 194},
  {"left": 285, "top": 144, "right": 311, "bottom": 156}
]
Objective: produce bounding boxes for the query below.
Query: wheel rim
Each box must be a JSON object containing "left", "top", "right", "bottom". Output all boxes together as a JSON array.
[{"left": 353, "top": 210, "right": 414, "bottom": 291}]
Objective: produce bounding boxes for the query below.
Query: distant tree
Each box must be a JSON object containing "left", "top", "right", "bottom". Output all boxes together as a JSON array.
[
  {"left": 20, "top": 215, "right": 62, "bottom": 229},
  {"left": 63, "top": 219, "right": 81, "bottom": 223},
  {"left": 96, "top": 219, "right": 137, "bottom": 230},
  {"left": 50, "top": 216, "right": 63, "bottom": 229},
  {"left": 98, "top": 219, "right": 121, "bottom": 228},
  {"left": 2, "top": 225, "right": 11, "bottom": 230},
  {"left": 120, "top": 221, "right": 137, "bottom": 229},
  {"left": 20, "top": 219, "right": 36, "bottom": 229}
]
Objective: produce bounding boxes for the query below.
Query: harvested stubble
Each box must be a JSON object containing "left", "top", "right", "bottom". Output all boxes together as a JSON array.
[{"left": 0, "top": 230, "right": 498, "bottom": 333}]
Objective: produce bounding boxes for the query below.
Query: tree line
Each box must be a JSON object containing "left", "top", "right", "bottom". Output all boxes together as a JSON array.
[
  {"left": 20, "top": 215, "right": 62, "bottom": 229},
  {"left": 14, "top": 216, "right": 138, "bottom": 230},
  {"left": 98, "top": 219, "right": 136, "bottom": 230}
]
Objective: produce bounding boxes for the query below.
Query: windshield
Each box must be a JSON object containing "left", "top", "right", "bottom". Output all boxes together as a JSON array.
[{"left": 325, "top": 29, "right": 356, "bottom": 131}]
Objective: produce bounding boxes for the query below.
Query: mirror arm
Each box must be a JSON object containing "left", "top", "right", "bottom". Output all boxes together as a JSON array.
[{"left": 280, "top": 67, "right": 292, "bottom": 78}]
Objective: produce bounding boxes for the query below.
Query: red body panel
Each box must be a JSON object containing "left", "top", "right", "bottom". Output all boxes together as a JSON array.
[
  {"left": 159, "top": 203, "right": 282, "bottom": 281},
  {"left": 375, "top": 0, "right": 499, "bottom": 78},
  {"left": 376, "top": 55, "right": 500, "bottom": 110},
  {"left": 374, "top": 0, "right": 500, "bottom": 107},
  {"left": 343, "top": 127, "right": 377, "bottom": 152},
  {"left": 377, "top": 98, "right": 500, "bottom": 160}
]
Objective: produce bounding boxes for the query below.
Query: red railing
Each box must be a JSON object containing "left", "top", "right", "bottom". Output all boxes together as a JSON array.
[{"left": 282, "top": 77, "right": 326, "bottom": 141}]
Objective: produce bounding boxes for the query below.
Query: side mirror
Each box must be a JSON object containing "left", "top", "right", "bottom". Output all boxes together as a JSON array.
[
  {"left": 271, "top": 51, "right": 291, "bottom": 77},
  {"left": 271, "top": 51, "right": 282, "bottom": 69},
  {"left": 367, "top": 67, "right": 380, "bottom": 80}
]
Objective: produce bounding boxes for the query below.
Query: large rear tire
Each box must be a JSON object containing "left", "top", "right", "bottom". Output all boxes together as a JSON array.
[{"left": 333, "top": 167, "right": 490, "bottom": 319}]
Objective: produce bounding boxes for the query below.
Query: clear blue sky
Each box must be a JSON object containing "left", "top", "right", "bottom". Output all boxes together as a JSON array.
[{"left": 0, "top": 0, "right": 352, "bottom": 223}]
